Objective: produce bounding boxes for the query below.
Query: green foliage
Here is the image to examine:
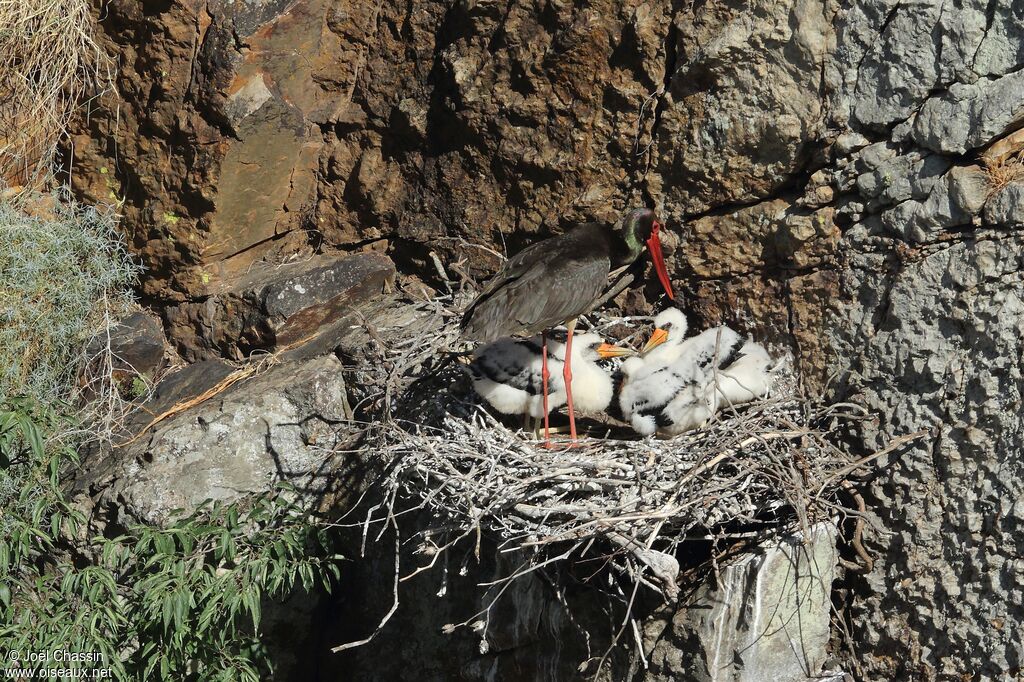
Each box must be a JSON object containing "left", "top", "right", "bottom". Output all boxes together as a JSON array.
[
  {"left": 0, "top": 397, "right": 81, "bottom": 567},
  {"left": 0, "top": 404, "right": 344, "bottom": 680},
  {"left": 0, "top": 192, "right": 344, "bottom": 679},
  {"left": 0, "top": 190, "right": 138, "bottom": 404},
  {"left": 128, "top": 376, "right": 150, "bottom": 399}
]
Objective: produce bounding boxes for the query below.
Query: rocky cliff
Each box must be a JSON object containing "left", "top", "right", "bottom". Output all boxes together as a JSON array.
[{"left": 70, "top": 0, "right": 1024, "bottom": 679}]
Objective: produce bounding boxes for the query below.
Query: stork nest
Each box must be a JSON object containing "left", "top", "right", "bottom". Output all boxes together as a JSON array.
[{"left": 342, "top": 291, "right": 919, "bottom": 657}]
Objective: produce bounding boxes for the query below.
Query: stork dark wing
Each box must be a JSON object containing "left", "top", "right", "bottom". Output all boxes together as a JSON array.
[
  {"left": 461, "top": 227, "right": 611, "bottom": 342},
  {"left": 468, "top": 237, "right": 555, "bottom": 306}
]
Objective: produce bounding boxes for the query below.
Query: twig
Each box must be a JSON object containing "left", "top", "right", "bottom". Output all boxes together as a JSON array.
[
  {"left": 815, "top": 429, "right": 931, "bottom": 495},
  {"left": 331, "top": 519, "right": 401, "bottom": 652}
]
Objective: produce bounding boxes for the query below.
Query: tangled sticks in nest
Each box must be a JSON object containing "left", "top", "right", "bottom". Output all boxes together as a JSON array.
[{"left": 345, "top": 293, "right": 924, "bottom": 650}]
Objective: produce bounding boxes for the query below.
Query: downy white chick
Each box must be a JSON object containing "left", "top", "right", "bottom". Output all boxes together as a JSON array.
[
  {"left": 655, "top": 337, "right": 774, "bottom": 436},
  {"left": 622, "top": 323, "right": 774, "bottom": 436},
  {"left": 471, "top": 332, "right": 632, "bottom": 429},
  {"left": 620, "top": 308, "right": 696, "bottom": 425}
]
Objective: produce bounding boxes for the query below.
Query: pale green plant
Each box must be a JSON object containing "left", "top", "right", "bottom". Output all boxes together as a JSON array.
[{"left": 0, "top": 190, "right": 137, "bottom": 405}]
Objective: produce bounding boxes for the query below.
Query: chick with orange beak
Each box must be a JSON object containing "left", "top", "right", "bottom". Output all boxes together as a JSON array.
[
  {"left": 619, "top": 308, "right": 692, "bottom": 424},
  {"left": 619, "top": 309, "right": 776, "bottom": 436},
  {"left": 470, "top": 331, "right": 634, "bottom": 436}
]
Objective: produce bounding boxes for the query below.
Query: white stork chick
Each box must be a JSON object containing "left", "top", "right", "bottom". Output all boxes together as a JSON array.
[
  {"left": 620, "top": 308, "right": 693, "bottom": 423},
  {"left": 658, "top": 337, "right": 774, "bottom": 436},
  {"left": 623, "top": 325, "right": 774, "bottom": 436},
  {"left": 620, "top": 307, "right": 689, "bottom": 382},
  {"left": 470, "top": 332, "right": 632, "bottom": 429}
]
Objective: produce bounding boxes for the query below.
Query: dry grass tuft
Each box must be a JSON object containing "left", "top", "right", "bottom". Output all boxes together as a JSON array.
[
  {"left": 0, "top": 0, "right": 113, "bottom": 184},
  {"left": 984, "top": 150, "right": 1024, "bottom": 197}
]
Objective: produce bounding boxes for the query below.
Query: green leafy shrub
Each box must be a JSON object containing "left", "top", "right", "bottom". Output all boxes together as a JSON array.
[
  {"left": 0, "top": 398, "right": 81, "bottom": 570},
  {"left": 0, "top": 193, "right": 344, "bottom": 679},
  {"left": 0, "top": 399, "right": 343, "bottom": 680}
]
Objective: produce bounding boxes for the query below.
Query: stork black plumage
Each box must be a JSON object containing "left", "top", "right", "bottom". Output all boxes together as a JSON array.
[{"left": 461, "top": 207, "right": 675, "bottom": 443}]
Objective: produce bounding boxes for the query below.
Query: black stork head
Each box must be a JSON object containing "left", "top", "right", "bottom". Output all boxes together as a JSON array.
[{"left": 614, "top": 208, "right": 675, "bottom": 301}]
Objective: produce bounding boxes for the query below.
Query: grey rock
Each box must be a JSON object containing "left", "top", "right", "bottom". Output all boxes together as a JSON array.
[
  {"left": 834, "top": 131, "right": 870, "bottom": 156},
  {"left": 984, "top": 182, "right": 1024, "bottom": 225},
  {"left": 884, "top": 164, "right": 991, "bottom": 242},
  {"left": 880, "top": 199, "right": 924, "bottom": 241},
  {"left": 856, "top": 152, "right": 950, "bottom": 209},
  {"left": 972, "top": 0, "right": 1024, "bottom": 77},
  {"left": 947, "top": 164, "right": 991, "bottom": 216},
  {"left": 645, "top": 524, "right": 838, "bottom": 682},
  {"left": 653, "top": 0, "right": 830, "bottom": 213},
  {"left": 82, "top": 355, "right": 358, "bottom": 525},
  {"left": 889, "top": 112, "right": 918, "bottom": 142},
  {"left": 853, "top": 142, "right": 899, "bottom": 172},
  {"left": 835, "top": 131, "right": 868, "bottom": 155},
  {"left": 832, "top": 0, "right": 1018, "bottom": 134},
  {"left": 913, "top": 71, "right": 1024, "bottom": 154},
  {"left": 848, "top": 1, "right": 944, "bottom": 129},
  {"left": 829, "top": 235, "right": 1024, "bottom": 678}
]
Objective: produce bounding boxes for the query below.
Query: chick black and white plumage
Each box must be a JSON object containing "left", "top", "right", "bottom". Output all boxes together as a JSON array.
[
  {"left": 659, "top": 338, "right": 773, "bottom": 435},
  {"left": 619, "top": 313, "right": 726, "bottom": 430},
  {"left": 470, "top": 332, "right": 623, "bottom": 425},
  {"left": 620, "top": 319, "right": 774, "bottom": 437}
]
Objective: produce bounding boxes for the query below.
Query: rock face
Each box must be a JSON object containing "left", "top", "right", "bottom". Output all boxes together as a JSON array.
[
  {"left": 830, "top": 230, "right": 1024, "bottom": 677},
  {"left": 162, "top": 251, "right": 395, "bottom": 360},
  {"left": 645, "top": 525, "right": 838, "bottom": 682},
  {"left": 85, "top": 310, "right": 169, "bottom": 388},
  {"left": 76, "top": 354, "right": 359, "bottom": 526},
  {"left": 70, "top": 0, "right": 1024, "bottom": 678},
  {"left": 327, "top": 523, "right": 840, "bottom": 682}
]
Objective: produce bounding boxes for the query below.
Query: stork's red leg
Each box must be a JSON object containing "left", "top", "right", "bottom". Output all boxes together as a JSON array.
[
  {"left": 541, "top": 331, "right": 551, "bottom": 443},
  {"left": 563, "top": 318, "right": 578, "bottom": 441}
]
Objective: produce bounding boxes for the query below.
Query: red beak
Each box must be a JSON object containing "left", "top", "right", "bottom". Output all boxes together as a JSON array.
[{"left": 645, "top": 220, "right": 675, "bottom": 300}]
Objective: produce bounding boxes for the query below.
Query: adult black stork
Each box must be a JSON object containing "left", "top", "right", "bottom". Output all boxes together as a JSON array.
[{"left": 461, "top": 207, "right": 675, "bottom": 442}]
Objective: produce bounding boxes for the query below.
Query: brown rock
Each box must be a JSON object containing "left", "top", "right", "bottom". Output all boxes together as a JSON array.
[
  {"left": 69, "top": 0, "right": 338, "bottom": 301},
  {"left": 162, "top": 252, "right": 395, "bottom": 361},
  {"left": 788, "top": 269, "right": 841, "bottom": 388}
]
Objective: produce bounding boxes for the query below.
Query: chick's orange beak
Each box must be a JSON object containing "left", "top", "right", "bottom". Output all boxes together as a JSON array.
[
  {"left": 641, "top": 328, "right": 669, "bottom": 355},
  {"left": 645, "top": 220, "right": 675, "bottom": 300},
  {"left": 597, "top": 343, "right": 636, "bottom": 359}
]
